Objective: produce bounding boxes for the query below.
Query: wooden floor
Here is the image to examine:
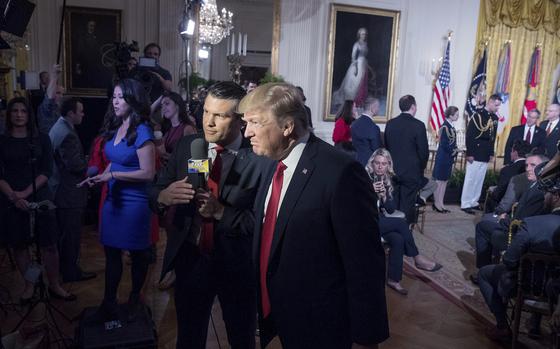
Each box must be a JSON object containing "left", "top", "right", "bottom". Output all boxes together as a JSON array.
[{"left": 0, "top": 226, "right": 505, "bottom": 349}]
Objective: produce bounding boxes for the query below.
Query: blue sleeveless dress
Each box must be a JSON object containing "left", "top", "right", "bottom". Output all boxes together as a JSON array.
[{"left": 101, "top": 123, "right": 154, "bottom": 250}]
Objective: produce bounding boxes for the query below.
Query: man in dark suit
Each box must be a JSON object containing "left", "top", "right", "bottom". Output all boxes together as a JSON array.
[
  {"left": 461, "top": 94, "right": 502, "bottom": 214},
  {"left": 540, "top": 103, "right": 560, "bottom": 159},
  {"left": 384, "top": 94, "right": 429, "bottom": 223},
  {"left": 471, "top": 153, "right": 548, "bottom": 284},
  {"left": 485, "top": 140, "right": 530, "bottom": 213},
  {"left": 477, "top": 190, "right": 560, "bottom": 341},
  {"left": 48, "top": 97, "right": 96, "bottom": 283},
  {"left": 351, "top": 97, "right": 381, "bottom": 167},
  {"left": 149, "top": 82, "right": 265, "bottom": 349},
  {"left": 239, "top": 83, "right": 389, "bottom": 349},
  {"left": 503, "top": 109, "right": 545, "bottom": 164}
]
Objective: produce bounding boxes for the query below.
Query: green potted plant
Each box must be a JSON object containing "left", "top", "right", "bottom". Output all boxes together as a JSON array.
[
  {"left": 259, "top": 71, "right": 285, "bottom": 84},
  {"left": 444, "top": 168, "right": 465, "bottom": 204}
]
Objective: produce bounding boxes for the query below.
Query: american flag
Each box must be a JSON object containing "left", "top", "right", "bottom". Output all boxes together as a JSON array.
[{"left": 430, "top": 41, "right": 451, "bottom": 131}]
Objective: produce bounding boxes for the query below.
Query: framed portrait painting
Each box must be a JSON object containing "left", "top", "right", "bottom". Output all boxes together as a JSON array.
[
  {"left": 64, "top": 6, "right": 121, "bottom": 96},
  {"left": 324, "top": 4, "right": 399, "bottom": 122}
]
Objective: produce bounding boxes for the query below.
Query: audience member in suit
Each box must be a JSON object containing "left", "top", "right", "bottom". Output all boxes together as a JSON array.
[
  {"left": 149, "top": 82, "right": 265, "bottom": 349},
  {"left": 366, "top": 149, "right": 441, "bottom": 296},
  {"left": 332, "top": 99, "right": 356, "bottom": 156},
  {"left": 540, "top": 103, "right": 560, "bottom": 159},
  {"left": 432, "top": 106, "right": 459, "bottom": 213},
  {"left": 484, "top": 140, "right": 531, "bottom": 213},
  {"left": 471, "top": 153, "right": 548, "bottom": 284},
  {"left": 503, "top": 109, "right": 545, "bottom": 164},
  {"left": 477, "top": 191, "right": 560, "bottom": 341},
  {"left": 29, "top": 71, "right": 49, "bottom": 113},
  {"left": 48, "top": 97, "right": 96, "bottom": 283},
  {"left": 296, "top": 86, "right": 313, "bottom": 130},
  {"left": 240, "top": 83, "right": 389, "bottom": 349},
  {"left": 384, "top": 95, "right": 429, "bottom": 223},
  {"left": 461, "top": 94, "right": 501, "bottom": 214},
  {"left": 351, "top": 97, "right": 381, "bottom": 167}
]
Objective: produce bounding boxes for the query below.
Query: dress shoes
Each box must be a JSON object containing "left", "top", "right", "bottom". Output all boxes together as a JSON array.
[
  {"left": 469, "top": 273, "right": 479, "bottom": 285},
  {"left": 470, "top": 204, "right": 483, "bottom": 211},
  {"left": 461, "top": 208, "right": 476, "bottom": 215},
  {"left": 415, "top": 196, "right": 426, "bottom": 207},
  {"left": 63, "top": 270, "right": 97, "bottom": 283},
  {"left": 387, "top": 282, "right": 408, "bottom": 295},
  {"left": 485, "top": 326, "right": 511, "bottom": 341},
  {"left": 48, "top": 288, "right": 77, "bottom": 301}
]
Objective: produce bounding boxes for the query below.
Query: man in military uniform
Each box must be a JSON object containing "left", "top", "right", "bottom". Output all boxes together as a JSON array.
[{"left": 461, "top": 94, "right": 502, "bottom": 214}]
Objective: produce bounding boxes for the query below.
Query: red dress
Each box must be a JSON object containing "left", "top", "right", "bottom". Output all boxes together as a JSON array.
[{"left": 332, "top": 118, "right": 352, "bottom": 144}]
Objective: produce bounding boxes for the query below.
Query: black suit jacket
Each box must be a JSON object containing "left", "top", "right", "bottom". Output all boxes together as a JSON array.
[
  {"left": 513, "top": 183, "right": 545, "bottom": 220},
  {"left": 254, "top": 134, "right": 389, "bottom": 348},
  {"left": 466, "top": 109, "right": 499, "bottom": 162},
  {"left": 540, "top": 120, "right": 560, "bottom": 159},
  {"left": 503, "top": 125, "right": 545, "bottom": 164},
  {"left": 149, "top": 133, "right": 269, "bottom": 278},
  {"left": 492, "top": 159, "right": 526, "bottom": 202},
  {"left": 384, "top": 113, "right": 429, "bottom": 182}
]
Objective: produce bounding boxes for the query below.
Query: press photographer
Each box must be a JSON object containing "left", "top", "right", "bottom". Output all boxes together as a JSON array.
[{"left": 135, "top": 43, "right": 172, "bottom": 102}]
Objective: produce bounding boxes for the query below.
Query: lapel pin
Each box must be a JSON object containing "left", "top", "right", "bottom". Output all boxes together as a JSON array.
[{"left": 302, "top": 168, "right": 308, "bottom": 174}]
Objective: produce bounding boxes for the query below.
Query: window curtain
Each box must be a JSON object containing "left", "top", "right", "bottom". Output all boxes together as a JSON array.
[{"left": 474, "top": 0, "right": 560, "bottom": 156}]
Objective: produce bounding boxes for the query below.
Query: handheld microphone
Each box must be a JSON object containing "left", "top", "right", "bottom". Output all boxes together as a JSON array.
[{"left": 188, "top": 138, "right": 210, "bottom": 190}]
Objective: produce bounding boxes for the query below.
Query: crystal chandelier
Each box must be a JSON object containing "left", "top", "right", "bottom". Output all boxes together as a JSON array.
[{"left": 198, "top": 0, "right": 233, "bottom": 45}]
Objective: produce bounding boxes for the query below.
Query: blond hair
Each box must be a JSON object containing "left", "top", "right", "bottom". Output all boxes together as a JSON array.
[
  {"left": 366, "top": 148, "right": 396, "bottom": 199},
  {"left": 238, "top": 82, "right": 308, "bottom": 133}
]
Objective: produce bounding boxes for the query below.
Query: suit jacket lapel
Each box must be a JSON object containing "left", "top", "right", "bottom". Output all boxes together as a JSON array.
[{"left": 268, "top": 135, "right": 317, "bottom": 263}]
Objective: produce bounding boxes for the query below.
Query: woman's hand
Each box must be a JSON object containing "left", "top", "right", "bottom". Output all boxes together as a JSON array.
[
  {"left": 77, "top": 172, "right": 112, "bottom": 187},
  {"left": 373, "top": 181, "right": 386, "bottom": 200}
]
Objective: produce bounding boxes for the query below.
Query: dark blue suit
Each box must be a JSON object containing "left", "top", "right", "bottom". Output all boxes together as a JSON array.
[
  {"left": 351, "top": 114, "right": 381, "bottom": 167},
  {"left": 540, "top": 120, "right": 560, "bottom": 159},
  {"left": 503, "top": 125, "right": 545, "bottom": 164},
  {"left": 254, "top": 134, "right": 389, "bottom": 348},
  {"left": 433, "top": 120, "right": 457, "bottom": 180}
]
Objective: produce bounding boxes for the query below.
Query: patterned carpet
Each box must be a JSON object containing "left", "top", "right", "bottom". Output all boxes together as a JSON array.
[{"left": 404, "top": 205, "right": 548, "bottom": 348}]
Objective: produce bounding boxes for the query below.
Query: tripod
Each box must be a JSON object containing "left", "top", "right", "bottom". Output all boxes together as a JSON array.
[{"left": 7, "top": 136, "right": 73, "bottom": 348}]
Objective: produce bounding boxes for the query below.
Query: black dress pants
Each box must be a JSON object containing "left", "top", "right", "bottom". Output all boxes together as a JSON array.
[
  {"left": 56, "top": 207, "right": 84, "bottom": 280},
  {"left": 475, "top": 220, "right": 508, "bottom": 269},
  {"left": 174, "top": 239, "right": 256, "bottom": 349},
  {"left": 396, "top": 178, "right": 421, "bottom": 224}
]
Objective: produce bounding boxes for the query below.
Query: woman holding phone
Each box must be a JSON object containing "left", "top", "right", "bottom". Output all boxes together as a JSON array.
[{"left": 366, "top": 148, "right": 441, "bottom": 295}]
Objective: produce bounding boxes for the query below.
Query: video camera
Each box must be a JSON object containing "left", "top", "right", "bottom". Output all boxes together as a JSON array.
[{"left": 113, "top": 40, "right": 139, "bottom": 79}]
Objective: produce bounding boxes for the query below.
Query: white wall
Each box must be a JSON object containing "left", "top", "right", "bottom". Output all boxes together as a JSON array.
[
  {"left": 209, "top": 0, "right": 273, "bottom": 81},
  {"left": 27, "top": 0, "right": 185, "bottom": 95},
  {"left": 277, "top": 0, "right": 480, "bottom": 142}
]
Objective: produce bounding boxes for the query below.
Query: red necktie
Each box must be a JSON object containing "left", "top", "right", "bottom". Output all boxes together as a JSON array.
[
  {"left": 259, "top": 161, "right": 287, "bottom": 318},
  {"left": 525, "top": 128, "right": 532, "bottom": 144},
  {"left": 199, "top": 145, "right": 224, "bottom": 254},
  {"left": 547, "top": 123, "right": 553, "bottom": 136}
]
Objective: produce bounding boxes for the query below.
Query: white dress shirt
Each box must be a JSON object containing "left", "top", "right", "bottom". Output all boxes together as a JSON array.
[{"left": 263, "top": 133, "right": 310, "bottom": 217}]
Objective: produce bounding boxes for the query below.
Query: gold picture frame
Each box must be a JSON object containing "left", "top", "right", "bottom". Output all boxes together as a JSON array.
[
  {"left": 63, "top": 6, "right": 122, "bottom": 96},
  {"left": 324, "top": 4, "right": 400, "bottom": 122}
]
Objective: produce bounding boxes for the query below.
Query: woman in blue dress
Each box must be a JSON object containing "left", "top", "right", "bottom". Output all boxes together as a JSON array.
[
  {"left": 432, "top": 106, "right": 459, "bottom": 213},
  {"left": 85, "top": 78, "right": 156, "bottom": 319}
]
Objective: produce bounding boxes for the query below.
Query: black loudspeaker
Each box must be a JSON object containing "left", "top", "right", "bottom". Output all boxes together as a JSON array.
[
  {"left": 0, "top": 0, "right": 35, "bottom": 37},
  {"left": 76, "top": 304, "right": 158, "bottom": 349}
]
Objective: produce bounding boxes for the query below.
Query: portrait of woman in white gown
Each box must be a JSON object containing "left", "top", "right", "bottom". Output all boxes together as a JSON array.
[
  {"left": 325, "top": 5, "right": 399, "bottom": 121},
  {"left": 332, "top": 28, "right": 369, "bottom": 111}
]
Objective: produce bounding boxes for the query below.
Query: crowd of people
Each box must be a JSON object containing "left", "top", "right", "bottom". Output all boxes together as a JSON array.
[{"left": 1, "top": 37, "right": 560, "bottom": 348}]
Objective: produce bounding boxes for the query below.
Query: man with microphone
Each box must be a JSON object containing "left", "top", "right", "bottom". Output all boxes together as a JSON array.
[{"left": 149, "top": 82, "right": 267, "bottom": 348}]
